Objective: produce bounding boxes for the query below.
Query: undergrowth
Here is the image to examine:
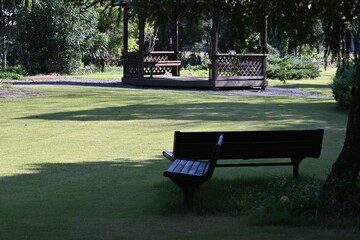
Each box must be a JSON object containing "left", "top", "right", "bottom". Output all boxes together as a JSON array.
[
  {"left": 267, "top": 54, "right": 320, "bottom": 81},
  {"left": 330, "top": 62, "right": 357, "bottom": 109},
  {"left": 0, "top": 71, "right": 23, "bottom": 80},
  {"left": 151, "top": 176, "right": 360, "bottom": 229}
]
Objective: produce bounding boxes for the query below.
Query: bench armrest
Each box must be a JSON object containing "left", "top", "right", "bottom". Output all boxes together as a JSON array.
[{"left": 163, "top": 151, "right": 174, "bottom": 161}]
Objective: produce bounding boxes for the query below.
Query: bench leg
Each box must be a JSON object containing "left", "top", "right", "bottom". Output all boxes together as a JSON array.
[
  {"left": 183, "top": 186, "right": 195, "bottom": 206},
  {"left": 291, "top": 158, "right": 304, "bottom": 178},
  {"left": 170, "top": 178, "right": 199, "bottom": 206},
  {"left": 172, "top": 66, "right": 180, "bottom": 76}
]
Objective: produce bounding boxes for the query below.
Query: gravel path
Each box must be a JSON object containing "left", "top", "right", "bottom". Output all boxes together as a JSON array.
[{"left": 1, "top": 75, "right": 333, "bottom": 99}]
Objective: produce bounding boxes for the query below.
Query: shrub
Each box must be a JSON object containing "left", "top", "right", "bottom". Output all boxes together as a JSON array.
[
  {"left": 0, "top": 72, "right": 23, "bottom": 80},
  {"left": 13, "top": 0, "right": 98, "bottom": 74},
  {"left": 267, "top": 54, "right": 320, "bottom": 81},
  {"left": 0, "top": 65, "right": 27, "bottom": 76},
  {"left": 330, "top": 63, "right": 356, "bottom": 109}
]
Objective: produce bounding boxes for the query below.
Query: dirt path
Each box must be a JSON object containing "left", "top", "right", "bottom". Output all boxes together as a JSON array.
[{"left": 1, "top": 75, "right": 333, "bottom": 99}]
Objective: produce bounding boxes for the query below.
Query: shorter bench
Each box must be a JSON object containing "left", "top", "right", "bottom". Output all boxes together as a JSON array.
[
  {"left": 163, "top": 129, "right": 324, "bottom": 205},
  {"left": 164, "top": 134, "right": 224, "bottom": 206},
  {"left": 144, "top": 60, "right": 181, "bottom": 77}
]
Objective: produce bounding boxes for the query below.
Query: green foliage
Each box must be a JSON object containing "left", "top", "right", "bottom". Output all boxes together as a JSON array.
[
  {"left": 0, "top": 65, "right": 27, "bottom": 75},
  {"left": 13, "top": 0, "right": 98, "bottom": 74},
  {"left": 330, "top": 63, "right": 357, "bottom": 109},
  {"left": 210, "top": 176, "right": 322, "bottom": 218},
  {"left": 181, "top": 53, "right": 209, "bottom": 71},
  {"left": 0, "top": 71, "right": 23, "bottom": 79},
  {"left": 155, "top": 176, "right": 327, "bottom": 225},
  {"left": 267, "top": 53, "right": 320, "bottom": 81}
]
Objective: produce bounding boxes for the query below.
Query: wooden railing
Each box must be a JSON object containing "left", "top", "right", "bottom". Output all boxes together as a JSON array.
[
  {"left": 123, "top": 52, "right": 267, "bottom": 83},
  {"left": 123, "top": 51, "right": 180, "bottom": 77},
  {"left": 211, "top": 54, "right": 267, "bottom": 80},
  {"left": 123, "top": 52, "right": 139, "bottom": 77}
]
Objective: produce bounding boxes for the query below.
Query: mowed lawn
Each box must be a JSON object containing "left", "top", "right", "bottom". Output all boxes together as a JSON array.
[{"left": 0, "top": 69, "right": 357, "bottom": 240}]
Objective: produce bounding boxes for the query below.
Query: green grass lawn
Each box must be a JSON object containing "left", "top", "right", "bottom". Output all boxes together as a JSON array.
[
  {"left": 71, "top": 67, "right": 123, "bottom": 80},
  {"left": 1, "top": 69, "right": 358, "bottom": 239},
  {"left": 268, "top": 68, "right": 336, "bottom": 97}
]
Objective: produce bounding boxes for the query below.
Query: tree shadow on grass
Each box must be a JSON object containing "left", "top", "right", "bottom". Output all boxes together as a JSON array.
[
  {"left": 280, "top": 83, "right": 331, "bottom": 90},
  {"left": 12, "top": 81, "right": 134, "bottom": 89},
  {"left": 18, "top": 101, "right": 339, "bottom": 126},
  {"left": 0, "top": 159, "right": 167, "bottom": 238}
]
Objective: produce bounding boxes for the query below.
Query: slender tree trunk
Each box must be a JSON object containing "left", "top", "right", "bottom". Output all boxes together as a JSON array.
[{"left": 322, "top": 64, "right": 360, "bottom": 215}]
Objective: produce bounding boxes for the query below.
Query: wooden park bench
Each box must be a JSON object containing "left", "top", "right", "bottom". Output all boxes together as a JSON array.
[{"left": 163, "top": 129, "right": 324, "bottom": 206}]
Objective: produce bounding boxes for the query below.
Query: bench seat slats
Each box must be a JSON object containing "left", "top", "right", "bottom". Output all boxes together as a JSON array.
[
  {"left": 181, "top": 160, "right": 195, "bottom": 174},
  {"left": 173, "top": 159, "right": 188, "bottom": 173},
  {"left": 165, "top": 159, "right": 210, "bottom": 177},
  {"left": 167, "top": 159, "right": 181, "bottom": 172},
  {"left": 195, "top": 161, "right": 208, "bottom": 175},
  {"left": 188, "top": 161, "right": 201, "bottom": 175}
]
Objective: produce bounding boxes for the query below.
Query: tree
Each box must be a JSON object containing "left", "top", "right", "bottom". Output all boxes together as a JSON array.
[
  {"left": 319, "top": 0, "right": 360, "bottom": 215},
  {"left": 14, "top": 0, "right": 98, "bottom": 74},
  {"left": 0, "top": 0, "right": 17, "bottom": 69}
]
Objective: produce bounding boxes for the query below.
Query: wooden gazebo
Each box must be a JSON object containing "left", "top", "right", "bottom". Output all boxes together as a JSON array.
[{"left": 118, "top": 0, "right": 268, "bottom": 89}]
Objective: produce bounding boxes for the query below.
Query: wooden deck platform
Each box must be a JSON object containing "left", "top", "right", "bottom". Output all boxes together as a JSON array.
[{"left": 122, "top": 76, "right": 268, "bottom": 89}]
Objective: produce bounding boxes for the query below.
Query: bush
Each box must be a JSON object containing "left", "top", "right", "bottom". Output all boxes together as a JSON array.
[
  {"left": 0, "top": 65, "right": 27, "bottom": 76},
  {"left": 267, "top": 54, "right": 320, "bottom": 81},
  {"left": 13, "top": 0, "right": 98, "bottom": 74},
  {"left": 330, "top": 63, "right": 356, "bottom": 109},
  {"left": 181, "top": 53, "right": 209, "bottom": 70},
  {"left": 0, "top": 72, "right": 23, "bottom": 80}
]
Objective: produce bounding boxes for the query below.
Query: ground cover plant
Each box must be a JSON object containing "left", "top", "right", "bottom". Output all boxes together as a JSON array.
[
  {"left": 0, "top": 69, "right": 359, "bottom": 239},
  {"left": 267, "top": 54, "right": 320, "bottom": 81},
  {"left": 71, "top": 66, "right": 123, "bottom": 79},
  {"left": 330, "top": 63, "right": 357, "bottom": 109}
]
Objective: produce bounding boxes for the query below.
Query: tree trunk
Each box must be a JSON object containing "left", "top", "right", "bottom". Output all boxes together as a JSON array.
[{"left": 322, "top": 63, "right": 360, "bottom": 216}]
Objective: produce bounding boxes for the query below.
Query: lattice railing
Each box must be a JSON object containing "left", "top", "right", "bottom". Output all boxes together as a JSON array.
[
  {"left": 123, "top": 52, "right": 139, "bottom": 77},
  {"left": 217, "top": 54, "right": 266, "bottom": 78},
  {"left": 123, "top": 51, "right": 178, "bottom": 76},
  {"left": 144, "top": 51, "right": 172, "bottom": 62}
]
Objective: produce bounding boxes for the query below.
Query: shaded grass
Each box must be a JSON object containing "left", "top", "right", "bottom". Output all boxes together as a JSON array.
[
  {"left": 268, "top": 68, "right": 336, "bottom": 96},
  {"left": 0, "top": 68, "right": 358, "bottom": 239},
  {"left": 71, "top": 67, "right": 123, "bottom": 80}
]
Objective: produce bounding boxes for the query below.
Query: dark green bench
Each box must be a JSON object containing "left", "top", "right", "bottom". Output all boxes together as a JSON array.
[{"left": 163, "top": 129, "right": 324, "bottom": 205}]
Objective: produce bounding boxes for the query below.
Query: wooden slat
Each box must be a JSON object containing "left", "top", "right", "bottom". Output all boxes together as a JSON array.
[
  {"left": 167, "top": 159, "right": 180, "bottom": 172},
  {"left": 173, "top": 159, "right": 188, "bottom": 173},
  {"left": 195, "top": 162, "right": 208, "bottom": 175},
  {"left": 181, "top": 160, "right": 195, "bottom": 174},
  {"left": 188, "top": 161, "right": 201, "bottom": 175},
  {"left": 216, "top": 162, "right": 294, "bottom": 167}
]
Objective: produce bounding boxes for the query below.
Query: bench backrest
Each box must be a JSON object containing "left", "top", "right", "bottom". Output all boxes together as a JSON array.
[{"left": 172, "top": 129, "right": 324, "bottom": 160}]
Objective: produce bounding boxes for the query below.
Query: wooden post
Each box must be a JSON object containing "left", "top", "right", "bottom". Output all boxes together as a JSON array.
[
  {"left": 172, "top": 15, "right": 180, "bottom": 76},
  {"left": 123, "top": 6, "right": 130, "bottom": 53},
  {"left": 261, "top": 16, "right": 268, "bottom": 89},
  {"left": 210, "top": 10, "right": 220, "bottom": 85},
  {"left": 138, "top": 15, "right": 145, "bottom": 81},
  {"left": 261, "top": 16, "right": 268, "bottom": 54}
]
